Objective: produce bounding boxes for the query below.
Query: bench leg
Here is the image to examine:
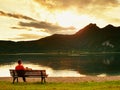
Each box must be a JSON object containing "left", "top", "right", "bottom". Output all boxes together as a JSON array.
[
  {"left": 22, "top": 77, "right": 26, "bottom": 82},
  {"left": 41, "top": 77, "right": 46, "bottom": 83},
  {"left": 13, "top": 77, "right": 18, "bottom": 84},
  {"left": 17, "top": 77, "right": 18, "bottom": 82}
]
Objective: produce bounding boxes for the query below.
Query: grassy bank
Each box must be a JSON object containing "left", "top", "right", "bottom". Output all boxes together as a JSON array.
[{"left": 0, "top": 81, "right": 120, "bottom": 90}]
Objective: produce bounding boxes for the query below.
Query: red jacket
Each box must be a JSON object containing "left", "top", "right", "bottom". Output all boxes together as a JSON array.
[{"left": 15, "top": 64, "right": 25, "bottom": 70}]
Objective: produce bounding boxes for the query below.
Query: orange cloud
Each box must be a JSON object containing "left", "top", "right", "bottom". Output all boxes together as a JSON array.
[
  {"left": 34, "top": 0, "right": 119, "bottom": 10},
  {"left": 18, "top": 21, "right": 75, "bottom": 34},
  {"left": 8, "top": 33, "right": 42, "bottom": 41},
  {"left": 0, "top": 11, "right": 36, "bottom": 21},
  {"left": 34, "top": 0, "right": 120, "bottom": 21}
]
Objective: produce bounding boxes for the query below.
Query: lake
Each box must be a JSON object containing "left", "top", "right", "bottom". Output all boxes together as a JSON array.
[{"left": 0, "top": 53, "right": 120, "bottom": 77}]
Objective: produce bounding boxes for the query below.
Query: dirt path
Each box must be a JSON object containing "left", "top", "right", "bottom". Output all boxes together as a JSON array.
[{"left": 0, "top": 76, "right": 120, "bottom": 83}]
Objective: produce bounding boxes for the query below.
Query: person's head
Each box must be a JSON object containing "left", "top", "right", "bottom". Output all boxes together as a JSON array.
[{"left": 18, "top": 60, "right": 22, "bottom": 65}]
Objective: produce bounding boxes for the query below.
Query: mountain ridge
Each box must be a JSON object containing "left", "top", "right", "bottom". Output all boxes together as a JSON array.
[{"left": 0, "top": 23, "right": 120, "bottom": 53}]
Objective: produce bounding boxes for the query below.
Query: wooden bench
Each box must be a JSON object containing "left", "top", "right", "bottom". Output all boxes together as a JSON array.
[{"left": 9, "top": 69, "right": 48, "bottom": 84}]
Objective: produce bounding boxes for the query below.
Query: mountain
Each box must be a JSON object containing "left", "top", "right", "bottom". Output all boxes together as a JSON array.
[{"left": 0, "top": 23, "right": 120, "bottom": 53}]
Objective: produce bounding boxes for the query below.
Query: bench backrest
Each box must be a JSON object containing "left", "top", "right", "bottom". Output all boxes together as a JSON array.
[{"left": 9, "top": 69, "right": 47, "bottom": 77}]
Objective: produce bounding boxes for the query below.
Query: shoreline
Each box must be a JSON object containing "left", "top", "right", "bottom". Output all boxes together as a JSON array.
[{"left": 0, "top": 76, "right": 120, "bottom": 83}]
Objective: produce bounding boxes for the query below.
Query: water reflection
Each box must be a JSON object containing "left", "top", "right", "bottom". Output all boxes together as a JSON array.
[
  {"left": 0, "top": 62, "right": 84, "bottom": 77},
  {"left": 0, "top": 53, "right": 120, "bottom": 77}
]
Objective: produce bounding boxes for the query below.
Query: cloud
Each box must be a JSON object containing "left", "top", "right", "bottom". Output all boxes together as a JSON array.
[
  {"left": 8, "top": 33, "right": 42, "bottom": 41},
  {"left": 0, "top": 10, "right": 75, "bottom": 34},
  {"left": 18, "top": 21, "right": 75, "bottom": 33},
  {"left": 34, "top": 0, "right": 119, "bottom": 10},
  {"left": 34, "top": 0, "right": 120, "bottom": 21},
  {"left": 0, "top": 11, "right": 36, "bottom": 21},
  {"left": 19, "top": 34, "right": 42, "bottom": 39},
  {"left": 11, "top": 27, "right": 30, "bottom": 30}
]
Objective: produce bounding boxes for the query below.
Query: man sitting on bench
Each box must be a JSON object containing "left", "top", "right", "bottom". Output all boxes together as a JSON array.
[{"left": 15, "top": 60, "right": 26, "bottom": 82}]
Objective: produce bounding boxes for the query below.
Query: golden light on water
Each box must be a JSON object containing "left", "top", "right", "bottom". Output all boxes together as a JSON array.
[{"left": 0, "top": 63, "right": 85, "bottom": 77}]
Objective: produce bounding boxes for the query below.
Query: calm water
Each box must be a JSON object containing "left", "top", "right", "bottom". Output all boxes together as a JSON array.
[{"left": 0, "top": 53, "right": 120, "bottom": 77}]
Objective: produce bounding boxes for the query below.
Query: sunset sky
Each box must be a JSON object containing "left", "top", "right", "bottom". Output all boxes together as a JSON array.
[{"left": 0, "top": 0, "right": 120, "bottom": 41}]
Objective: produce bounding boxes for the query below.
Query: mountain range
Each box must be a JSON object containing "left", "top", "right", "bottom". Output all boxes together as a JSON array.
[{"left": 0, "top": 23, "right": 120, "bottom": 53}]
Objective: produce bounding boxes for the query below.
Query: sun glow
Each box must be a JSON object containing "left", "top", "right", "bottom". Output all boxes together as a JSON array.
[
  {"left": 54, "top": 11, "right": 95, "bottom": 29},
  {"left": 32, "top": 3, "right": 95, "bottom": 29}
]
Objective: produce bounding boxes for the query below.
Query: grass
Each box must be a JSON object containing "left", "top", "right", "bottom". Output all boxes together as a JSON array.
[{"left": 0, "top": 81, "right": 120, "bottom": 90}]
